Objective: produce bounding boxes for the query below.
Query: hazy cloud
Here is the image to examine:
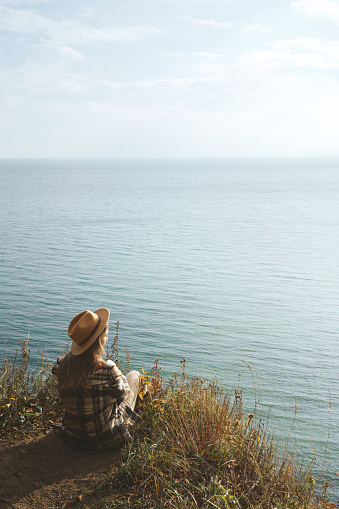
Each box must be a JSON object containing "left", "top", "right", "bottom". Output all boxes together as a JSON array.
[
  {"left": 162, "top": 0, "right": 226, "bottom": 3},
  {"left": 100, "top": 77, "right": 218, "bottom": 89},
  {"left": 291, "top": 0, "right": 339, "bottom": 24},
  {"left": 0, "top": 7, "right": 163, "bottom": 45},
  {"left": 172, "top": 50, "right": 224, "bottom": 59},
  {"left": 237, "top": 24, "right": 275, "bottom": 36},
  {"left": 180, "top": 15, "right": 231, "bottom": 27},
  {"left": 57, "top": 45, "right": 85, "bottom": 60},
  {"left": 60, "top": 79, "right": 83, "bottom": 92},
  {"left": 192, "top": 51, "right": 224, "bottom": 58},
  {"left": 241, "top": 37, "right": 339, "bottom": 69},
  {"left": 0, "top": 0, "right": 49, "bottom": 5},
  {"left": 1, "top": 0, "right": 339, "bottom": 157}
]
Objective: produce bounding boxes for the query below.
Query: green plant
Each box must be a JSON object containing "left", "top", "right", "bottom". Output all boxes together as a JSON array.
[
  {"left": 0, "top": 338, "right": 59, "bottom": 429},
  {"left": 0, "top": 338, "right": 332, "bottom": 509},
  {"left": 95, "top": 359, "right": 330, "bottom": 509}
]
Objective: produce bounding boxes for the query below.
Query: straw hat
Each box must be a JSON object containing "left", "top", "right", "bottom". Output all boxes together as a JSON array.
[{"left": 68, "top": 308, "right": 110, "bottom": 356}]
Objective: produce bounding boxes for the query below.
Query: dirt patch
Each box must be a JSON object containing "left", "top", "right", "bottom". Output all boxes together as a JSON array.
[{"left": 0, "top": 430, "right": 120, "bottom": 509}]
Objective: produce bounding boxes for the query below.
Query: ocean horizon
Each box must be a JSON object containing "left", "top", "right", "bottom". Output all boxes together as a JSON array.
[{"left": 0, "top": 157, "right": 338, "bottom": 500}]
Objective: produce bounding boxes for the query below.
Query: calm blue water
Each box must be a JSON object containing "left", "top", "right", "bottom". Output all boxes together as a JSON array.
[{"left": 0, "top": 158, "right": 338, "bottom": 500}]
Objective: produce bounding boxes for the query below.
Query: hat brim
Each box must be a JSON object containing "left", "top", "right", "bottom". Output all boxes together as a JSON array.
[{"left": 71, "top": 308, "right": 110, "bottom": 356}]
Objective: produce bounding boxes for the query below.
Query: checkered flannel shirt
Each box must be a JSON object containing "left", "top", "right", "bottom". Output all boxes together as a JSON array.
[{"left": 52, "top": 359, "right": 140, "bottom": 450}]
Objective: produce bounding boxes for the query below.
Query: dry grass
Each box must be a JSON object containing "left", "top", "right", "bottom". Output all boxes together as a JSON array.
[
  {"left": 97, "top": 360, "right": 331, "bottom": 509},
  {"left": 0, "top": 340, "right": 333, "bottom": 508},
  {"left": 0, "top": 339, "right": 59, "bottom": 430}
]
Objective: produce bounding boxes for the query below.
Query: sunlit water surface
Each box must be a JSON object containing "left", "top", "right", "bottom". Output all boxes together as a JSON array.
[{"left": 0, "top": 158, "right": 338, "bottom": 500}]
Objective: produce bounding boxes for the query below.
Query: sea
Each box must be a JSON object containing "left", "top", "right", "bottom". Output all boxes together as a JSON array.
[{"left": 0, "top": 158, "right": 338, "bottom": 501}]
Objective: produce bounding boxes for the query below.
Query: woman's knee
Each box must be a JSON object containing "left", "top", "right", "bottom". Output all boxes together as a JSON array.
[
  {"left": 127, "top": 370, "right": 140, "bottom": 377},
  {"left": 126, "top": 370, "right": 141, "bottom": 388}
]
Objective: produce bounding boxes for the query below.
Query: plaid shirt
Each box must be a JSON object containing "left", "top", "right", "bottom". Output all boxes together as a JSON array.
[{"left": 52, "top": 359, "right": 140, "bottom": 450}]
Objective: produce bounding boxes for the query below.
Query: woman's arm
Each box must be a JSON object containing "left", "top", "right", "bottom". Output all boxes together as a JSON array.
[
  {"left": 51, "top": 357, "right": 64, "bottom": 377},
  {"left": 104, "top": 360, "right": 130, "bottom": 402}
]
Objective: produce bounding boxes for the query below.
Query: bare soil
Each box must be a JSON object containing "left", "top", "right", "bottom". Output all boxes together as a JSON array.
[{"left": 0, "top": 429, "right": 119, "bottom": 509}]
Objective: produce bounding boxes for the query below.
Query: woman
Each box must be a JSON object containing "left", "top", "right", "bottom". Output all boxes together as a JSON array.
[{"left": 52, "top": 308, "right": 141, "bottom": 450}]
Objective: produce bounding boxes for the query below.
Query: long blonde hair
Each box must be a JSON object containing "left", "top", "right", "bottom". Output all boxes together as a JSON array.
[{"left": 57, "top": 327, "right": 107, "bottom": 389}]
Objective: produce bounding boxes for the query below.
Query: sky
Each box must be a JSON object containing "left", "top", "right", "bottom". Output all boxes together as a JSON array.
[{"left": 0, "top": 0, "right": 339, "bottom": 158}]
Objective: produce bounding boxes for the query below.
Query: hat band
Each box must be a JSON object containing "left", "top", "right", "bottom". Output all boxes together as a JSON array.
[{"left": 78, "top": 316, "right": 102, "bottom": 346}]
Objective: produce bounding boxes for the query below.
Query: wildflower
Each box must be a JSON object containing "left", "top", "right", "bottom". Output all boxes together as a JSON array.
[{"left": 309, "top": 476, "right": 316, "bottom": 486}]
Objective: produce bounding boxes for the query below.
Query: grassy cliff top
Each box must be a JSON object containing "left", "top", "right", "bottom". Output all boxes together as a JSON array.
[{"left": 0, "top": 340, "right": 335, "bottom": 509}]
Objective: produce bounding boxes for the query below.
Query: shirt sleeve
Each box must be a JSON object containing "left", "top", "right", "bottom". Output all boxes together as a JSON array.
[
  {"left": 52, "top": 361, "right": 59, "bottom": 377},
  {"left": 104, "top": 360, "right": 130, "bottom": 402},
  {"left": 51, "top": 357, "right": 63, "bottom": 378}
]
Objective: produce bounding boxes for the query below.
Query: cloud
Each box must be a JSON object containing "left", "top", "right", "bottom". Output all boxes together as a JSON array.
[
  {"left": 172, "top": 50, "right": 224, "bottom": 59},
  {"left": 60, "top": 79, "right": 83, "bottom": 92},
  {"left": 291, "top": 0, "right": 339, "bottom": 24},
  {"left": 0, "top": 0, "right": 49, "bottom": 4},
  {"left": 192, "top": 51, "right": 224, "bottom": 59},
  {"left": 237, "top": 24, "right": 275, "bottom": 36},
  {"left": 0, "top": 61, "right": 89, "bottom": 98},
  {"left": 274, "top": 36, "right": 339, "bottom": 54},
  {"left": 0, "top": 7, "right": 54, "bottom": 33},
  {"left": 0, "top": 6, "right": 163, "bottom": 46},
  {"left": 57, "top": 45, "right": 85, "bottom": 60},
  {"left": 162, "top": 0, "right": 224, "bottom": 2},
  {"left": 180, "top": 15, "right": 231, "bottom": 27},
  {"left": 240, "top": 37, "right": 339, "bottom": 69},
  {"left": 99, "top": 77, "right": 218, "bottom": 89},
  {"left": 75, "top": 7, "right": 97, "bottom": 19}
]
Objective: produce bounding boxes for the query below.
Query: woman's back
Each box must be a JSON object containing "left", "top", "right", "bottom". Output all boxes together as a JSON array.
[{"left": 53, "top": 308, "right": 141, "bottom": 450}]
